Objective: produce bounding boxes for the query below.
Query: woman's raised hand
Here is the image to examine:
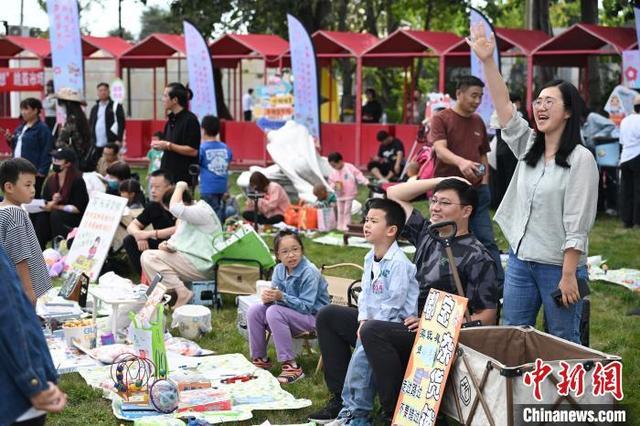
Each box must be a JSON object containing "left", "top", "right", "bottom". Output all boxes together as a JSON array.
[{"left": 466, "top": 22, "right": 496, "bottom": 63}]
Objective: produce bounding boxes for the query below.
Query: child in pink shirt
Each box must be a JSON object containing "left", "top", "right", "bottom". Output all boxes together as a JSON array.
[
  {"left": 327, "top": 152, "right": 369, "bottom": 231},
  {"left": 242, "top": 171, "right": 291, "bottom": 224}
]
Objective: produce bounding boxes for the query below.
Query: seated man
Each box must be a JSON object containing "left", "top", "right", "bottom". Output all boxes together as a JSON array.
[
  {"left": 366, "top": 131, "right": 405, "bottom": 183},
  {"left": 310, "top": 177, "right": 499, "bottom": 424},
  {"left": 123, "top": 169, "right": 175, "bottom": 276},
  {"left": 96, "top": 142, "right": 120, "bottom": 176}
]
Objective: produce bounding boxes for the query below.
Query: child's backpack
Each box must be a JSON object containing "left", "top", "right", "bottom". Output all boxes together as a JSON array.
[{"left": 416, "top": 145, "right": 436, "bottom": 180}]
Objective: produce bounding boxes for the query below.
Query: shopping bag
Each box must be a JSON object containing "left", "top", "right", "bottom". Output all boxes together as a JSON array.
[
  {"left": 211, "top": 224, "right": 276, "bottom": 269},
  {"left": 129, "top": 306, "right": 168, "bottom": 378},
  {"left": 299, "top": 205, "right": 318, "bottom": 230},
  {"left": 284, "top": 204, "right": 301, "bottom": 226},
  {"left": 317, "top": 207, "right": 337, "bottom": 231}
]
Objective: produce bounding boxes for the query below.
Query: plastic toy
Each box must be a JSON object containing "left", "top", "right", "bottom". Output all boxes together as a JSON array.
[
  {"left": 149, "top": 378, "right": 180, "bottom": 413},
  {"left": 110, "top": 353, "right": 156, "bottom": 404}
]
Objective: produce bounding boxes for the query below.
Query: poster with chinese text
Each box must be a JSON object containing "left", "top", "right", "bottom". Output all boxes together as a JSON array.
[
  {"left": 622, "top": 50, "right": 640, "bottom": 89},
  {"left": 184, "top": 20, "right": 217, "bottom": 121},
  {"left": 47, "top": 0, "right": 83, "bottom": 93},
  {"left": 393, "top": 290, "right": 468, "bottom": 426},
  {"left": 0, "top": 68, "right": 44, "bottom": 92},
  {"left": 64, "top": 192, "right": 128, "bottom": 281},
  {"left": 287, "top": 14, "right": 321, "bottom": 143}
]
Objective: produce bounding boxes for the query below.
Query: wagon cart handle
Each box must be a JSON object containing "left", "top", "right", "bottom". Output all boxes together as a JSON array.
[
  {"left": 427, "top": 221, "right": 457, "bottom": 246},
  {"left": 428, "top": 221, "right": 474, "bottom": 324}
]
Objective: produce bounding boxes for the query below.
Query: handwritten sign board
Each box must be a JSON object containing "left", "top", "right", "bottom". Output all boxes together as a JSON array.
[
  {"left": 393, "top": 290, "right": 468, "bottom": 426},
  {"left": 64, "top": 192, "right": 128, "bottom": 281}
]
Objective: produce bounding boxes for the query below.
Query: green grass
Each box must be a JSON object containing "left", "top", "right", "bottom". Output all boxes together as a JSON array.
[{"left": 48, "top": 172, "right": 640, "bottom": 425}]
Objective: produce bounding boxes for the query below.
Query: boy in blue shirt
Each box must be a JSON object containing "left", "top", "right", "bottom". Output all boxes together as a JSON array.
[
  {"left": 330, "top": 198, "right": 419, "bottom": 425},
  {"left": 199, "top": 115, "right": 234, "bottom": 221}
]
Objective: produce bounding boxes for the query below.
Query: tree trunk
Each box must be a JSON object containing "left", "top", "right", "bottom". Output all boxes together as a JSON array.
[
  {"left": 526, "top": 0, "right": 553, "bottom": 87},
  {"left": 335, "top": 0, "right": 354, "bottom": 121}
]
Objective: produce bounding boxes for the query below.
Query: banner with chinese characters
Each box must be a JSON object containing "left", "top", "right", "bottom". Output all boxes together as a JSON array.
[
  {"left": 287, "top": 14, "right": 321, "bottom": 143},
  {"left": 64, "top": 193, "right": 128, "bottom": 282},
  {"left": 183, "top": 20, "right": 217, "bottom": 121},
  {"left": 0, "top": 68, "right": 44, "bottom": 92},
  {"left": 254, "top": 77, "right": 294, "bottom": 132},
  {"left": 393, "top": 290, "right": 468, "bottom": 426},
  {"left": 470, "top": 7, "right": 500, "bottom": 127},
  {"left": 47, "top": 0, "right": 83, "bottom": 93}
]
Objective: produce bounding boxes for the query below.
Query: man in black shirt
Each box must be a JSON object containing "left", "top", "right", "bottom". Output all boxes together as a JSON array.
[
  {"left": 151, "top": 83, "right": 201, "bottom": 185},
  {"left": 367, "top": 130, "right": 405, "bottom": 182},
  {"left": 362, "top": 88, "right": 382, "bottom": 123},
  {"left": 123, "top": 169, "right": 176, "bottom": 275},
  {"left": 309, "top": 177, "right": 498, "bottom": 424}
]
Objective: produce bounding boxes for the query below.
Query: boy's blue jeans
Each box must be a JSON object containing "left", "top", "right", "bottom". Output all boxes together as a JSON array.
[
  {"left": 502, "top": 250, "right": 587, "bottom": 344},
  {"left": 469, "top": 184, "right": 505, "bottom": 286},
  {"left": 337, "top": 341, "right": 375, "bottom": 423},
  {"left": 201, "top": 193, "right": 237, "bottom": 222}
]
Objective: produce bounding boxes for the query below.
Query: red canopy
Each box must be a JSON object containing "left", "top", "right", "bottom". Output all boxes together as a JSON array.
[
  {"left": 533, "top": 23, "right": 638, "bottom": 67},
  {"left": 120, "top": 33, "right": 185, "bottom": 68},
  {"left": 209, "top": 34, "right": 288, "bottom": 68},
  {"left": 0, "top": 36, "right": 50, "bottom": 66},
  {"left": 83, "top": 36, "right": 131, "bottom": 58},
  {"left": 362, "top": 29, "right": 462, "bottom": 67}
]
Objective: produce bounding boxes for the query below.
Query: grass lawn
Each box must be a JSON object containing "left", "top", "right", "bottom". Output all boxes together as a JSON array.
[{"left": 48, "top": 172, "right": 640, "bottom": 425}]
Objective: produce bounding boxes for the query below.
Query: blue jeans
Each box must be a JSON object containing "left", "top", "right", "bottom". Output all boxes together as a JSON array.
[
  {"left": 470, "top": 184, "right": 504, "bottom": 286},
  {"left": 502, "top": 250, "right": 587, "bottom": 344},
  {"left": 201, "top": 193, "right": 237, "bottom": 222},
  {"left": 337, "top": 342, "right": 375, "bottom": 424}
]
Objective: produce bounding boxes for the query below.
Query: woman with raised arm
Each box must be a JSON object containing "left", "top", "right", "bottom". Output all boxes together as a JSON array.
[{"left": 467, "top": 24, "right": 598, "bottom": 344}]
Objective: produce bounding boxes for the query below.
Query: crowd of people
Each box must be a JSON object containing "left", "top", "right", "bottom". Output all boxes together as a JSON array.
[{"left": 0, "top": 23, "right": 631, "bottom": 426}]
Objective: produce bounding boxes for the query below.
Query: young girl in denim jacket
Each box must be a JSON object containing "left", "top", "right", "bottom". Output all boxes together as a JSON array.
[{"left": 247, "top": 230, "right": 330, "bottom": 384}]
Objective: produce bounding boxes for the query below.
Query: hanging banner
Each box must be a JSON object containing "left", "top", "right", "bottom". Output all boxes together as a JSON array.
[
  {"left": 634, "top": 6, "right": 640, "bottom": 46},
  {"left": 47, "top": 0, "right": 83, "bottom": 93},
  {"left": 393, "top": 290, "right": 468, "bottom": 426},
  {"left": 183, "top": 20, "right": 217, "bottom": 121},
  {"left": 0, "top": 68, "right": 44, "bottom": 92},
  {"left": 623, "top": 50, "right": 640, "bottom": 89},
  {"left": 287, "top": 14, "right": 321, "bottom": 144},
  {"left": 254, "top": 77, "right": 294, "bottom": 132},
  {"left": 470, "top": 7, "right": 500, "bottom": 127}
]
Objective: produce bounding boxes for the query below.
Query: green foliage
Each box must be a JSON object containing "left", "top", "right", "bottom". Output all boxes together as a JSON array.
[
  {"left": 108, "top": 27, "right": 134, "bottom": 41},
  {"left": 600, "top": 0, "right": 636, "bottom": 26},
  {"left": 138, "top": 6, "right": 182, "bottom": 40},
  {"left": 549, "top": 0, "right": 582, "bottom": 28}
]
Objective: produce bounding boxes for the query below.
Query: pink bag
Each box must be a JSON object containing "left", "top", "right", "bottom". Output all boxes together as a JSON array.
[{"left": 317, "top": 207, "right": 337, "bottom": 231}]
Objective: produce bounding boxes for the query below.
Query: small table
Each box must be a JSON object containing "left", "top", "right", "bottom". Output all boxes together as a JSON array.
[{"left": 88, "top": 286, "right": 146, "bottom": 338}]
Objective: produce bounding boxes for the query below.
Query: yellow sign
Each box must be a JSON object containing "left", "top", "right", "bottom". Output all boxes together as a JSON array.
[{"left": 393, "top": 290, "right": 468, "bottom": 426}]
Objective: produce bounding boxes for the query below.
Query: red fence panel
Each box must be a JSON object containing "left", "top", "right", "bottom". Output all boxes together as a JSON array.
[
  {"left": 360, "top": 124, "right": 392, "bottom": 167},
  {"left": 321, "top": 123, "right": 357, "bottom": 165},
  {"left": 222, "top": 120, "right": 268, "bottom": 166}
]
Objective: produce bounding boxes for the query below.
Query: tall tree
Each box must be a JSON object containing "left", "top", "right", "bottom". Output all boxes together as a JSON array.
[{"left": 139, "top": 6, "right": 182, "bottom": 40}]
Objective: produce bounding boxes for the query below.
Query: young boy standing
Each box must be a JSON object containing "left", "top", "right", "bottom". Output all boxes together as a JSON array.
[
  {"left": 199, "top": 115, "right": 233, "bottom": 221},
  {"left": 0, "top": 158, "right": 52, "bottom": 305},
  {"left": 330, "top": 198, "right": 419, "bottom": 425}
]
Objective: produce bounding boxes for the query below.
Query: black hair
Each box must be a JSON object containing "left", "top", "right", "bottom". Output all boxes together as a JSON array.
[
  {"left": 106, "top": 161, "right": 131, "bottom": 181},
  {"left": 119, "top": 178, "right": 146, "bottom": 207},
  {"left": 273, "top": 229, "right": 304, "bottom": 256},
  {"left": 162, "top": 186, "right": 193, "bottom": 206},
  {"left": 249, "top": 171, "right": 270, "bottom": 192},
  {"left": 248, "top": 88, "right": 254, "bottom": 94},
  {"left": 524, "top": 79, "right": 585, "bottom": 168},
  {"left": 201, "top": 115, "right": 220, "bottom": 137},
  {"left": 433, "top": 178, "right": 478, "bottom": 217},
  {"left": 166, "top": 82, "right": 193, "bottom": 108},
  {"left": 509, "top": 93, "right": 522, "bottom": 103},
  {"left": 0, "top": 158, "right": 37, "bottom": 190},
  {"left": 97, "top": 82, "right": 109, "bottom": 90},
  {"left": 376, "top": 130, "right": 390, "bottom": 142},
  {"left": 365, "top": 88, "right": 376, "bottom": 97},
  {"left": 153, "top": 131, "right": 164, "bottom": 139},
  {"left": 104, "top": 142, "right": 120, "bottom": 154},
  {"left": 150, "top": 168, "right": 174, "bottom": 184},
  {"left": 457, "top": 75, "right": 485, "bottom": 92},
  {"left": 634, "top": 104, "right": 640, "bottom": 114},
  {"left": 58, "top": 100, "right": 91, "bottom": 148},
  {"left": 46, "top": 79, "right": 54, "bottom": 88},
  {"left": 19, "top": 97, "right": 43, "bottom": 114},
  {"left": 366, "top": 198, "right": 406, "bottom": 238},
  {"left": 327, "top": 152, "right": 343, "bottom": 163}
]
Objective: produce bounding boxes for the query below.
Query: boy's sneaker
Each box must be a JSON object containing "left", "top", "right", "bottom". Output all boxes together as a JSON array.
[
  {"left": 277, "top": 362, "right": 304, "bottom": 384},
  {"left": 308, "top": 395, "right": 343, "bottom": 424}
]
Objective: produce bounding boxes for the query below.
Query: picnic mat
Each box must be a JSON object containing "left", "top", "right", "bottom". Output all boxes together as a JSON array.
[
  {"left": 588, "top": 255, "right": 640, "bottom": 291},
  {"left": 77, "top": 353, "right": 312, "bottom": 424},
  {"left": 312, "top": 232, "right": 416, "bottom": 254}
]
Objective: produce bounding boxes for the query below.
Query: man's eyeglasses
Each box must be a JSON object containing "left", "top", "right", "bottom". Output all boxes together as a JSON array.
[{"left": 429, "top": 197, "right": 467, "bottom": 207}]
